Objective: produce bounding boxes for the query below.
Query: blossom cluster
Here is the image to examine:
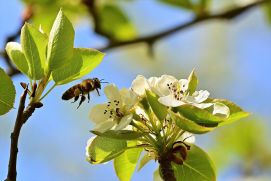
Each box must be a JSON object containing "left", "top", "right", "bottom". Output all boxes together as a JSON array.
[{"left": 89, "top": 71, "right": 230, "bottom": 134}]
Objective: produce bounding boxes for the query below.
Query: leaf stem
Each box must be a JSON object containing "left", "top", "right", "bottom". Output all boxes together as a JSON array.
[{"left": 39, "top": 83, "right": 57, "bottom": 101}]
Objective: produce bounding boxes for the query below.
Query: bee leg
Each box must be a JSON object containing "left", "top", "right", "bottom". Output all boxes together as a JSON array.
[
  {"left": 96, "top": 88, "right": 100, "bottom": 96},
  {"left": 72, "top": 96, "right": 79, "bottom": 103},
  {"left": 77, "top": 95, "right": 86, "bottom": 109},
  {"left": 87, "top": 93, "right": 90, "bottom": 103}
]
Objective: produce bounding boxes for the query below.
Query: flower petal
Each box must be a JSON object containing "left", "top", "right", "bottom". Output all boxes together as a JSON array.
[
  {"left": 158, "top": 94, "right": 184, "bottom": 107},
  {"left": 104, "top": 84, "right": 122, "bottom": 102},
  {"left": 93, "top": 119, "right": 115, "bottom": 133},
  {"left": 89, "top": 104, "right": 109, "bottom": 124},
  {"left": 119, "top": 88, "right": 138, "bottom": 109},
  {"left": 190, "top": 90, "right": 210, "bottom": 103},
  {"left": 115, "top": 114, "right": 133, "bottom": 130},
  {"left": 131, "top": 75, "right": 149, "bottom": 96},
  {"left": 213, "top": 102, "right": 230, "bottom": 118},
  {"left": 179, "top": 79, "right": 188, "bottom": 92},
  {"left": 155, "top": 75, "right": 178, "bottom": 96},
  {"left": 193, "top": 103, "right": 213, "bottom": 109}
]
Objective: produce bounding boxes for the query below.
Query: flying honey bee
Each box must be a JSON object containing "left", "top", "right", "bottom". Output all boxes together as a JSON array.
[{"left": 62, "top": 78, "right": 108, "bottom": 109}]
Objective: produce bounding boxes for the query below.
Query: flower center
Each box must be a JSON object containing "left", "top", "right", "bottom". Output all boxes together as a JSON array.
[
  {"left": 167, "top": 82, "right": 184, "bottom": 101},
  {"left": 103, "top": 100, "right": 124, "bottom": 120}
]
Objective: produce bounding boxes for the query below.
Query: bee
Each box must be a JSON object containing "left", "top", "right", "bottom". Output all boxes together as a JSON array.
[{"left": 62, "top": 78, "right": 107, "bottom": 109}]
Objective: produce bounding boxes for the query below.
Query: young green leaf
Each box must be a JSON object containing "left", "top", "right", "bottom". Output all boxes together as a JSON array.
[
  {"left": 21, "top": 23, "right": 47, "bottom": 80},
  {"left": 52, "top": 48, "right": 104, "bottom": 85},
  {"left": 86, "top": 136, "right": 127, "bottom": 164},
  {"left": 47, "top": 9, "right": 74, "bottom": 71},
  {"left": 138, "top": 153, "right": 154, "bottom": 171},
  {"left": 153, "top": 168, "right": 163, "bottom": 181},
  {"left": 175, "top": 104, "right": 224, "bottom": 125},
  {"left": 0, "top": 68, "right": 16, "bottom": 115},
  {"left": 187, "top": 69, "right": 198, "bottom": 94},
  {"left": 207, "top": 98, "right": 250, "bottom": 125},
  {"left": 5, "top": 42, "right": 29, "bottom": 76},
  {"left": 146, "top": 90, "right": 168, "bottom": 121},
  {"left": 173, "top": 144, "right": 216, "bottom": 181},
  {"left": 169, "top": 110, "right": 216, "bottom": 134},
  {"left": 91, "top": 130, "right": 145, "bottom": 140},
  {"left": 114, "top": 147, "right": 142, "bottom": 181},
  {"left": 159, "top": 0, "right": 192, "bottom": 10}
]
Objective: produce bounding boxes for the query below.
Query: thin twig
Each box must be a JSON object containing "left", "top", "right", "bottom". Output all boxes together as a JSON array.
[
  {"left": 99, "top": 0, "right": 269, "bottom": 51},
  {"left": 5, "top": 87, "right": 42, "bottom": 181},
  {"left": 1, "top": 0, "right": 269, "bottom": 78}
]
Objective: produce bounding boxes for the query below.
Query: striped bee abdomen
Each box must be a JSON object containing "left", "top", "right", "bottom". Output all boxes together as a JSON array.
[{"left": 62, "top": 85, "right": 80, "bottom": 100}]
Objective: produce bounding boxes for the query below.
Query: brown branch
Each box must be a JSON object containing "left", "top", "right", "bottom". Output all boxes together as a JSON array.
[
  {"left": 5, "top": 87, "right": 42, "bottom": 181},
  {"left": 98, "top": 0, "right": 269, "bottom": 51},
  {"left": 1, "top": 0, "right": 269, "bottom": 77}
]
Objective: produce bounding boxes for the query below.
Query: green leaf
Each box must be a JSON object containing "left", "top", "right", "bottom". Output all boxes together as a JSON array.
[
  {"left": 175, "top": 104, "right": 224, "bottom": 125},
  {"left": 187, "top": 69, "right": 198, "bottom": 94},
  {"left": 47, "top": 9, "right": 75, "bottom": 72},
  {"left": 72, "top": 48, "right": 104, "bottom": 79},
  {"left": 0, "top": 68, "right": 16, "bottom": 115},
  {"left": 264, "top": 2, "right": 271, "bottom": 24},
  {"left": 52, "top": 48, "right": 104, "bottom": 85},
  {"left": 5, "top": 42, "right": 29, "bottom": 76},
  {"left": 91, "top": 130, "right": 145, "bottom": 140},
  {"left": 146, "top": 90, "right": 168, "bottom": 121},
  {"left": 114, "top": 147, "right": 142, "bottom": 181},
  {"left": 173, "top": 144, "right": 216, "bottom": 181},
  {"left": 207, "top": 98, "right": 250, "bottom": 125},
  {"left": 21, "top": 23, "right": 47, "bottom": 80},
  {"left": 153, "top": 168, "right": 163, "bottom": 181},
  {"left": 159, "top": 0, "right": 192, "bottom": 10},
  {"left": 86, "top": 136, "right": 127, "bottom": 164},
  {"left": 138, "top": 153, "right": 154, "bottom": 171},
  {"left": 169, "top": 110, "right": 216, "bottom": 134},
  {"left": 99, "top": 4, "right": 136, "bottom": 41}
]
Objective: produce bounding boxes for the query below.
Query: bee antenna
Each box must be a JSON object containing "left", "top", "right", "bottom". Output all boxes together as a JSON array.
[
  {"left": 100, "top": 81, "right": 109, "bottom": 84},
  {"left": 100, "top": 79, "right": 104, "bottom": 81}
]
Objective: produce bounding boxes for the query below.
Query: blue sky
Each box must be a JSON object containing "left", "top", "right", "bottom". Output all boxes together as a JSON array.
[{"left": 1, "top": 0, "right": 271, "bottom": 180}]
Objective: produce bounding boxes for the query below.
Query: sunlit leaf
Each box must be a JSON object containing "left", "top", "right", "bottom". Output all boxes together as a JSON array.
[
  {"left": 187, "top": 69, "right": 198, "bottom": 94},
  {"left": 207, "top": 98, "right": 250, "bottom": 125},
  {"left": 114, "top": 147, "right": 142, "bottom": 181},
  {"left": 52, "top": 48, "right": 104, "bottom": 85},
  {"left": 0, "top": 68, "right": 16, "bottom": 115},
  {"left": 174, "top": 104, "right": 224, "bottom": 125},
  {"left": 170, "top": 110, "right": 216, "bottom": 134},
  {"left": 86, "top": 136, "right": 127, "bottom": 164},
  {"left": 153, "top": 168, "right": 163, "bottom": 181},
  {"left": 138, "top": 153, "right": 154, "bottom": 171},
  {"left": 47, "top": 9, "right": 74, "bottom": 72},
  {"left": 146, "top": 90, "right": 168, "bottom": 121},
  {"left": 21, "top": 23, "right": 47, "bottom": 80},
  {"left": 5, "top": 42, "right": 29, "bottom": 76},
  {"left": 91, "top": 130, "right": 145, "bottom": 140},
  {"left": 159, "top": 0, "right": 192, "bottom": 10},
  {"left": 173, "top": 144, "right": 216, "bottom": 181}
]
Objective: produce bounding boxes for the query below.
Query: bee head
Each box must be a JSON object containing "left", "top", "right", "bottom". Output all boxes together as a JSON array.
[{"left": 93, "top": 78, "right": 101, "bottom": 89}]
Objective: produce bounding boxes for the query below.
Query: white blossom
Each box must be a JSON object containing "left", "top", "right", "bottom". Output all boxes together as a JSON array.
[{"left": 89, "top": 84, "right": 138, "bottom": 132}]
